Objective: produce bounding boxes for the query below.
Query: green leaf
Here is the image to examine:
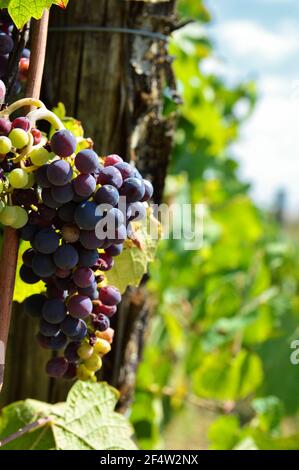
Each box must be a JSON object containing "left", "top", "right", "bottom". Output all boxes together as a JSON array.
[
  {"left": 0, "top": 382, "right": 137, "bottom": 450},
  {"left": 0, "top": 1, "right": 11, "bottom": 9},
  {"left": 13, "top": 241, "right": 44, "bottom": 303},
  {"left": 106, "top": 213, "right": 160, "bottom": 293},
  {"left": 8, "top": 0, "right": 53, "bottom": 29}
]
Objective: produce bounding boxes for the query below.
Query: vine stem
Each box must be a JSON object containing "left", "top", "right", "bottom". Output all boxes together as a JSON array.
[
  {"left": 0, "top": 417, "right": 52, "bottom": 447},
  {"left": 0, "top": 10, "right": 50, "bottom": 393}
]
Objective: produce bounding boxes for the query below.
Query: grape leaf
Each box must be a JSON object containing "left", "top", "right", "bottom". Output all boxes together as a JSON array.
[
  {"left": 0, "top": 1, "right": 11, "bottom": 9},
  {"left": 106, "top": 212, "right": 160, "bottom": 293},
  {"left": 52, "top": 0, "right": 68, "bottom": 8},
  {"left": 8, "top": 0, "right": 54, "bottom": 29},
  {"left": 0, "top": 381, "right": 137, "bottom": 450}
]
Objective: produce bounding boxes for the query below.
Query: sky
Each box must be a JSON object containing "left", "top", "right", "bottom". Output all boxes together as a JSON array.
[{"left": 203, "top": 0, "right": 299, "bottom": 217}]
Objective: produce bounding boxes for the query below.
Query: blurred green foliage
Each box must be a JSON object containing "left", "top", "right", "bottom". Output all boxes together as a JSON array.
[{"left": 131, "top": 0, "right": 299, "bottom": 450}]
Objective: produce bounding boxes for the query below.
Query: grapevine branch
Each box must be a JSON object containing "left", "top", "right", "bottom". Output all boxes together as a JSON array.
[{"left": 0, "top": 11, "right": 50, "bottom": 393}]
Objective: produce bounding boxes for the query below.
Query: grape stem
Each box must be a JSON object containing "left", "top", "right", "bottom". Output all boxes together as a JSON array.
[
  {"left": 0, "top": 98, "right": 45, "bottom": 118},
  {"left": 26, "top": 107, "right": 65, "bottom": 131}
]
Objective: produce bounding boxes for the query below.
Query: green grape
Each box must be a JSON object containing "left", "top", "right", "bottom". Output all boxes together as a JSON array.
[
  {"left": 77, "top": 343, "right": 94, "bottom": 360},
  {"left": 23, "top": 171, "right": 35, "bottom": 189},
  {"left": 76, "top": 364, "right": 95, "bottom": 381},
  {"left": 9, "top": 128, "right": 29, "bottom": 149},
  {"left": 94, "top": 338, "right": 111, "bottom": 355},
  {"left": 84, "top": 353, "right": 102, "bottom": 372},
  {"left": 0, "top": 200, "right": 5, "bottom": 213},
  {"left": 0, "top": 205, "right": 17, "bottom": 226},
  {"left": 9, "top": 168, "right": 29, "bottom": 188},
  {"left": 29, "top": 147, "right": 53, "bottom": 166},
  {"left": 0, "top": 136, "right": 12, "bottom": 154},
  {"left": 10, "top": 206, "right": 28, "bottom": 229}
]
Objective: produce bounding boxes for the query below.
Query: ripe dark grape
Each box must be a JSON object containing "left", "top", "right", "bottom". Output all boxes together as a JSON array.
[
  {"left": 32, "top": 253, "right": 56, "bottom": 277},
  {"left": 19, "top": 264, "right": 40, "bottom": 284},
  {"left": 141, "top": 179, "right": 154, "bottom": 201},
  {"left": 71, "top": 320, "right": 88, "bottom": 341},
  {"left": 96, "top": 253, "right": 114, "bottom": 271},
  {"left": 97, "top": 166, "right": 123, "bottom": 188},
  {"left": 47, "top": 160, "right": 73, "bottom": 186},
  {"left": 73, "top": 173, "right": 96, "bottom": 198},
  {"left": 22, "top": 248, "right": 35, "bottom": 267},
  {"left": 41, "top": 188, "right": 62, "bottom": 209},
  {"left": 39, "top": 319, "right": 61, "bottom": 337},
  {"left": 127, "top": 201, "right": 146, "bottom": 221},
  {"left": 78, "top": 248, "right": 99, "bottom": 267},
  {"left": 68, "top": 294, "right": 92, "bottom": 319},
  {"left": 105, "top": 243, "right": 123, "bottom": 257},
  {"left": 51, "top": 182, "right": 74, "bottom": 204},
  {"left": 75, "top": 149, "right": 101, "bottom": 173},
  {"left": 0, "top": 32, "right": 13, "bottom": 55},
  {"left": 93, "top": 301, "right": 117, "bottom": 317},
  {"left": 58, "top": 201, "right": 76, "bottom": 223},
  {"left": 63, "top": 363, "right": 77, "bottom": 380},
  {"left": 54, "top": 244, "right": 79, "bottom": 270},
  {"left": 93, "top": 313, "right": 110, "bottom": 332},
  {"left": 35, "top": 166, "right": 51, "bottom": 188},
  {"left": 73, "top": 267, "right": 95, "bottom": 288},
  {"left": 33, "top": 228, "right": 60, "bottom": 254},
  {"left": 46, "top": 357, "right": 68, "bottom": 378},
  {"left": 64, "top": 341, "right": 80, "bottom": 363},
  {"left": 20, "top": 224, "right": 38, "bottom": 242},
  {"left": 94, "top": 184, "right": 119, "bottom": 207},
  {"left": 121, "top": 177, "right": 145, "bottom": 202},
  {"left": 51, "top": 129, "right": 77, "bottom": 157},
  {"left": 11, "top": 117, "right": 30, "bottom": 132},
  {"left": 0, "top": 117, "right": 11, "bottom": 135},
  {"left": 99, "top": 286, "right": 121, "bottom": 306},
  {"left": 79, "top": 229, "right": 104, "bottom": 249},
  {"left": 47, "top": 284, "right": 68, "bottom": 300},
  {"left": 42, "top": 298, "right": 66, "bottom": 324},
  {"left": 74, "top": 201, "right": 101, "bottom": 230},
  {"left": 23, "top": 294, "right": 46, "bottom": 318},
  {"left": 78, "top": 283, "right": 99, "bottom": 300},
  {"left": 114, "top": 162, "right": 134, "bottom": 179}
]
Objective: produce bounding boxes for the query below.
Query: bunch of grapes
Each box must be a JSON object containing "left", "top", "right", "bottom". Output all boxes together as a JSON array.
[
  {"left": 0, "top": 9, "right": 30, "bottom": 97},
  {"left": 6, "top": 113, "right": 154, "bottom": 381}
]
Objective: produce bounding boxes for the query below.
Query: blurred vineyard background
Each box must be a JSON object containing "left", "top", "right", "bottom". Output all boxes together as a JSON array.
[{"left": 131, "top": 0, "right": 299, "bottom": 450}]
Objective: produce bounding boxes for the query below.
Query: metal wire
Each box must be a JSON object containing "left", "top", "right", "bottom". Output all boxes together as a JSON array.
[{"left": 48, "top": 25, "right": 169, "bottom": 42}]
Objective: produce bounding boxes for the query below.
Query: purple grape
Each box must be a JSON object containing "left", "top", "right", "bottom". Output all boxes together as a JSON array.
[
  {"left": 114, "top": 162, "right": 135, "bottom": 179},
  {"left": 71, "top": 320, "right": 88, "bottom": 340},
  {"left": 0, "top": 32, "right": 13, "bottom": 55},
  {"left": 51, "top": 129, "right": 77, "bottom": 158},
  {"left": 33, "top": 228, "right": 60, "bottom": 254},
  {"left": 20, "top": 224, "right": 37, "bottom": 241},
  {"left": 78, "top": 248, "right": 99, "bottom": 267},
  {"left": 121, "top": 177, "right": 145, "bottom": 202},
  {"left": 96, "top": 253, "right": 114, "bottom": 271},
  {"left": 46, "top": 357, "right": 68, "bottom": 378},
  {"left": 127, "top": 201, "right": 146, "bottom": 221},
  {"left": 99, "top": 286, "right": 121, "bottom": 306},
  {"left": 74, "top": 201, "right": 101, "bottom": 230},
  {"left": 22, "top": 48, "right": 30, "bottom": 58},
  {"left": 0, "top": 117, "right": 11, "bottom": 136},
  {"left": 39, "top": 319, "right": 61, "bottom": 337},
  {"left": 19, "top": 264, "right": 40, "bottom": 284},
  {"left": 58, "top": 201, "right": 76, "bottom": 223},
  {"left": 38, "top": 205, "right": 56, "bottom": 221},
  {"left": 94, "top": 184, "right": 119, "bottom": 207},
  {"left": 47, "top": 160, "right": 73, "bottom": 186},
  {"left": 51, "top": 182, "right": 74, "bottom": 204},
  {"left": 42, "top": 299, "right": 66, "bottom": 324},
  {"left": 105, "top": 243, "right": 123, "bottom": 257},
  {"left": 141, "top": 179, "right": 154, "bottom": 201},
  {"left": 68, "top": 294, "right": 92, "bottom": 319},
  {"left": 32, "top": 253, "right": 56, "bottom": 277},
  {"left": 78, "top": 283, "right": 99, "bottom": 300},
  {"left": 104, "top": 154, "right": 123, "bottom": 166},
  {"left": 41, "top": 188, "right": 63, "bottom": 209},
  {"left": 93, "top": 313, "right": 110, "bottom": 331},
  {"left": 37, "top": 332, "right": 67, "bottom": 350},
  {"left": 11, "top": 117, "right": 30, "bottom": 132},
  {"left": 64, "top": 341, "right": 80, "bottom": 363},
  {"left": 47, "top": 284, "right": 68, "bottom": 300},
  {"left": 23, "top": 294, "right": 46, "bottom": 318},
  {"left": 72, "top": 174, "right": 96, "bottom": 198},
  {"left": 54, "top": 244, "right": 79, "bottom": 270},
  {"left": 110, "top": 225, "right": 127, "bottom": 245},
  {"left": 22, "top": 248, "right": 35, "bottom": 267},
  {"left": 73, "top": 267, "right": 95, "bottom": 288},
  {"left": 97, "top": 166, "right": 123, "bottom": 188},
  {"left": 75, "top": 149, "right": 101, "bottom": 173},
  {"left": 35, "top": 165, "right": 51, "bottom": 188},
  {"left": 79, "top": 229, "right": 104, "bottom": 249},
  {"left": 63, "top": 363, "right": 77, "bottom": 380}
]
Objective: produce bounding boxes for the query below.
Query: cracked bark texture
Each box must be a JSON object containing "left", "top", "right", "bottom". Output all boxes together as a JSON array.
[{"left": 0, "top": 0, "right": 177, "bottom": 410}]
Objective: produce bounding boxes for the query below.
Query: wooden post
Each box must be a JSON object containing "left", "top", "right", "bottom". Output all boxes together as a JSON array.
[{"left": 0, "top": 11, "right": 49, "bottom": 393}]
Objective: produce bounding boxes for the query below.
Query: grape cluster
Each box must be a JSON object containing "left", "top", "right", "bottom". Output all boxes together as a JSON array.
[
  {"left": 0, "top": 9, "right": 30, "bottom": 97},
  {"left": 16, "top": 126, "right": 153, "bottom": 381}
]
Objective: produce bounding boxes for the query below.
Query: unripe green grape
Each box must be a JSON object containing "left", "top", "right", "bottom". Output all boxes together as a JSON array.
[
  {"left": 0, "top": 200, "right": 5, "bottom": 213},
  {"left": 9, "top": 128, "right": 29, "bottom": 149},
  {"left": 77, "top": 343, "right": 94, "bottom": 360},
  {"left": 10, "top": 206, "right": 28, "bottom": 228},
  {"left": 0, "top": 205, "right": 17, "bottom": 225},
  {"left": 76, "top": 364, "right": 95, "bottom": 381},
  {"left": 29, "top": 147, "right": 53, "bottom": 166},
  {"left": 0, "top": 136, "right": 12, "bottom": 154},
  {"left": 23, "top": 171, "right": 35, "bottom": 189},
  {"left": 84, "top": 353, "right": 102, "bottom": 372},
  {"left": 9, "top": 168, "right": 29, "bottom": 188}
]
